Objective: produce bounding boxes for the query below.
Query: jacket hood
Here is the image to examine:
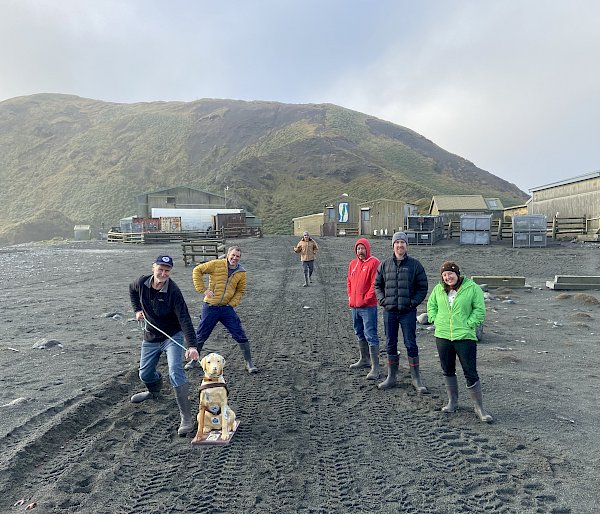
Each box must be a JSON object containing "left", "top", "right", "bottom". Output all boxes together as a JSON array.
[{"left": 354, "top": 238, "right": 372, "bottom": 259}]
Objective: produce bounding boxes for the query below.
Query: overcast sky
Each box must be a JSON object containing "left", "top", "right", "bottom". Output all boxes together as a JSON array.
[{"left": 2, "top": 0, "right": 599, "bottom": 193}]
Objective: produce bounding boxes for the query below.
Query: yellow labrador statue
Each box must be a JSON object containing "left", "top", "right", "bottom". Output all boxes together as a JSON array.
[{"left": 191, "top": 353, "right": 238, "bottom": 445}]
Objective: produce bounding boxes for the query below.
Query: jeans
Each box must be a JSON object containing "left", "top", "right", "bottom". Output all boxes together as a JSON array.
[
  {"left": 435, "top": 337, "right": 479, "bottom": 387},
  {"left": 138, "top": 331, "right": 187, "bottom": 387},
  {"left": 302, "top": 260, "right": 314, "bottom": 281},
  {"left": 352, "top": 306, "right": 379, "bottom": 347},
  {"left": 196, "top": 303, "right": 249, "bottom": 348},
  {"left": 383, "top": 309, "right": 418, "bottom": 362}
]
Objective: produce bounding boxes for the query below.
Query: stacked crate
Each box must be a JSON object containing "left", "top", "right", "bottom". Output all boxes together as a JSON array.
[
  {"left": 405, "top": 216, "right": 444, "bottom": 245},
  {"left": 460, "top": 214, "right": 492, "bottom": 245},
  {"left": 512, "top": 215, "right": 547, "bottom": 248}
]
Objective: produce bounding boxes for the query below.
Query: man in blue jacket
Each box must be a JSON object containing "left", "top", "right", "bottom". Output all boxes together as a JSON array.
[{"left": 374, "top": 232, "right": 429, "bottom": 393}]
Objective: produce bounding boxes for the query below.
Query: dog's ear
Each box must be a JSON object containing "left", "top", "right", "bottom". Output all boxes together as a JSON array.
[
  {"left": 222, "top": 357, "right": 226, "bottom": 367},
  {"left": 200, "top": 355, "right": 208, "bottom": 371}
]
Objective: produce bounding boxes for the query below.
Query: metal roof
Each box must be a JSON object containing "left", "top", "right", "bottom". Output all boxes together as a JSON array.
[
  {"left": 529, "top": 170, "right": 600, "bottom": 192},
  {"left": 430, "top": 195, "right": 489, "bottom": 211}
]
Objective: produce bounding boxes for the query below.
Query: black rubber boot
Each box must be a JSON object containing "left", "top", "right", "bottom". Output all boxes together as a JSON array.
[
  {"left": 174, "top": 383, "right": 195, "bottom": 436},
  {"left": 366, "top": 345, "right": 380, "bottom": 380},
  {"left": 467, "top": 380, "right": 493, "bottom": 423},
  {"left": 407, "top": 356, "right": 429, "bottom": 394},
  {"left": 442, "top": 375, "right": 459, "bottom": 412},
  {"left": 378, "top": 361, "right": 398, "bottom": 390},
  {"left": 349, "top": 339, "right": 370, "bottom": 369},
  {"left": 130, "top": 377, "right": 162, "bottom": 403},
  {"left": 239, "top": 342, "right": 258, "bottom": 373}
]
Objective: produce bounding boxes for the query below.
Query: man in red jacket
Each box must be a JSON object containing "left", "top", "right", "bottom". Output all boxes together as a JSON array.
[{"left": 347, "top": 238, "right": 381, "bottom": 379}]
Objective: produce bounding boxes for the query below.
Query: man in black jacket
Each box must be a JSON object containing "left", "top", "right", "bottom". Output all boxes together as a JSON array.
[
  {"left": 129, "top": 255, "right": 200, "bottom": 436},
  {"left": 374, "top": 232, "right": 429, "bottom": 393}
]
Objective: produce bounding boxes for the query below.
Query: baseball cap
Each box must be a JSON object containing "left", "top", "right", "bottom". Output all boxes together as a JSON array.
[{"left": 154, "top": 255, "right": 174, "bottom": 267}]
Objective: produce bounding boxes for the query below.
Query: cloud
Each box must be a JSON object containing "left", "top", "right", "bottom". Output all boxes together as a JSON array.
[{"left": 1, "top": 0, "right": 598, "bottom": 192}]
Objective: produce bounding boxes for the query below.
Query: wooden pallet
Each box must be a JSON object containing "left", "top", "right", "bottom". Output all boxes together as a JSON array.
[
  {"left": 190, "top": 420, "right": 240, "bottom": 446},
  {"left": 546, "top": 275, "right": 600, "bottom": 290}
]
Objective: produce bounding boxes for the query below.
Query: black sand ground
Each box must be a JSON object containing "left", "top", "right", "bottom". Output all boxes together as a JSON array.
[{"left": 0, "top": 236, "right": 599, "bottom": 513}]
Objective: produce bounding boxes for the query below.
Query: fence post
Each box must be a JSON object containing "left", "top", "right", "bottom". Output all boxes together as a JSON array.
[{"left": 552, "top": 215, "right": 558, "bottom": 240}]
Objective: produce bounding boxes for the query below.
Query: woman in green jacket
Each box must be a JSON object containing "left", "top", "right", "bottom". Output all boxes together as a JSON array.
[{"left": 427, "top": 261, "right": 492, "bottom": 423}]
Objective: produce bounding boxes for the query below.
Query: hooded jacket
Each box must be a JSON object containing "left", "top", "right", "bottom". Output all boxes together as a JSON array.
[
  {"left": 192, "top": 258, "right": 246, "bottom": 307},
  {"left": 347, "top": 238, "right": 380, "bottom": 308},
  {"left": 426, "top": 277, "right": 485, "bottom": 341}
]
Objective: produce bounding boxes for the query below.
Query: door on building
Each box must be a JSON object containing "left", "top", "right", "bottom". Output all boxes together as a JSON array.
[{"left": 360, "top": 208, "right": 372, "bottom": 235}]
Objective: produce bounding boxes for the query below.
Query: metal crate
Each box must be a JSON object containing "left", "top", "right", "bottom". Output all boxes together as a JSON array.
[
  {"left": 406, "top": 215, "right": 444, "bottom": 231},
  {"left": 512, "top": 215, "right": 547, "bottom": 232},
  {"left": 513, "top": 231, "right": 547, "bottom": 248},
  {"left": 460, "top": 214, "right": 492, "bottom": 231},
  {"left": 460, "top": 231, "right": 491, "bottom": 245},
  {"left": 405, "top": 228, "right": 443, "bottom": 245},
  {"left": 460, "top": 214, "right": 492, "bottom": 245},
  {"left": 512, "top": 215, "right": 548, "bottom": 248}
]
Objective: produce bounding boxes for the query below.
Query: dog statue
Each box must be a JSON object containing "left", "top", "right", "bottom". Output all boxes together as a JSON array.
[{"left": 191, "top": 353, "right": 236, "bottom": 444}]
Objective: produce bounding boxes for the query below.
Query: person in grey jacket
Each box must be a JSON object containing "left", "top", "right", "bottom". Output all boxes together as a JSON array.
[{"left": 374, "top": 232, "right": 429, "bottom": 393}]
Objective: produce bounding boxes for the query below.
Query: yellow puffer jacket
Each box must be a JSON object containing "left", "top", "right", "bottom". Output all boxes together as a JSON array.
[{"left": 192, "top": 258, "right": 246, "bottom": 307}]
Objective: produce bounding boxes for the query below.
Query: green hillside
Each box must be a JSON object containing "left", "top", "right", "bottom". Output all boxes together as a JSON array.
[{"left": 0, "top": 94, "right": 528, "bottom": 240}]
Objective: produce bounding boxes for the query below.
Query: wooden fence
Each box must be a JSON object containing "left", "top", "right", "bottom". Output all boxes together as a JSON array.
[{"left": 107, "top": 226, "right": 262, "bottom": 244}]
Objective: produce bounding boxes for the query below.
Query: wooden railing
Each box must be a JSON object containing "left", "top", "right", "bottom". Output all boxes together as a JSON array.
[
  {"left": 549, "top": 216, "right": 586, "bottom": 239},
  {"left": 181, "top": 239, "right": 226, "bottom": 266}
]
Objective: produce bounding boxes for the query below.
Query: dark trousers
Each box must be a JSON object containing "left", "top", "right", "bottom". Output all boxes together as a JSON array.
[
  {"left": 302, "top": 260, "right": 314, "bottom": 280},
  {"left": 196, "top": 303, "right": 249, "bottom": 349},
  {"left": 435, "top": 337, "right": 479, "bottom": 387},
  {"left": 383, "top": 309, "right": 418, "bottom": 362}
]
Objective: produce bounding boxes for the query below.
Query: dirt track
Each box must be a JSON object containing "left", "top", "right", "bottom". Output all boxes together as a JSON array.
[{"left": 0, "top": 236, "right": 599, "bottom": 513}]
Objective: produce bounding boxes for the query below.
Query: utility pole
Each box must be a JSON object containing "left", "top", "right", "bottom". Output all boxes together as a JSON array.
[{"left": 224, "top": 185, "right": 229, "bottom": 207}]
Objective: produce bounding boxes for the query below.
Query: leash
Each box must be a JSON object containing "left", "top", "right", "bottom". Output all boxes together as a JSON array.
[
  {"left": 138, "top": 318, "right": 188, "bottom": 351},
  {"left": 137, "top": 317, "right": 215, "bottom": 354}
]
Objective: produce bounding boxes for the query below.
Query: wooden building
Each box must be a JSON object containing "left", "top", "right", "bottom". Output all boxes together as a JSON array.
[
  {"left": 136, "top": 186, "right": 225, "bottom": 218},
  {"left": 429, "top": 195, "right": 504, "bottom": 222},
  {"left": 357, "top": 198, "right": 417, "bottom": 237},
  {"left": 503, "top": 203, "right": 529, "bottom": 221},
  {"left": 292, "top": 213, "right": 324, "bottom": 236},
  {"left": 528, "top": 171, "right": 600, "bottom": 232},
  {"left": 322, "top": 194, "right": 365, "bottom": 236}
]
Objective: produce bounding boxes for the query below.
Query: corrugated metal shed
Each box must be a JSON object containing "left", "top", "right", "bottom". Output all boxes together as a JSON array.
[
  {"left": 528, "top": 171, "right": 600, "bottom": 233},
  {"left": 136, "top": 186, "right": 226, "bottom": 218},
  {"left": 74, "top": 225, "right": 91, "bottom": 241}
]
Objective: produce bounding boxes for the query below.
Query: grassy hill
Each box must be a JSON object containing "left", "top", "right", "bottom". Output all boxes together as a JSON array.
[{"left": 0, "top": 94, "right": 528, "bottom": 240}]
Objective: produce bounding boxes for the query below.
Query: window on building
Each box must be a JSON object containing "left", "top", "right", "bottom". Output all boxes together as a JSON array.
[
  {"left": 361, "top": 209, "right": 370, "bottom": 221},
  {"left": 327, "top": 207, "right": 335, "bottom": 220}
]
